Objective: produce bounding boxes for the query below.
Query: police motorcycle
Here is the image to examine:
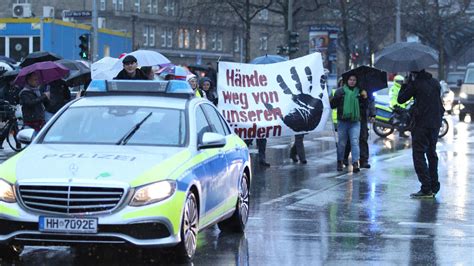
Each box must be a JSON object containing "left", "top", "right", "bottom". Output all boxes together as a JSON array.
[{"left": 373, "top": 102, "right": 449, "bottom": 138}]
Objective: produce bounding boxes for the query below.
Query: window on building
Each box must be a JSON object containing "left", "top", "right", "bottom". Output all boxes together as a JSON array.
[
  {"left": 16, "top": 0, "right": 30, "bottom": 3},
  {"left": 258, "top": 9, "right": 268, "bottom": 20},
  {"left": 0, "top": 37, "right": 5, "bottom": 56},
  {"left": 118, "top": 0, "right": 124, "bottom": 10},
  {"left": 234, "top": 35, "right": 241, "bottom": 53},
  {"left": 178, "top": 28, "right": 190, "bottom": 49},
  {"left": 33, "top": 36, "right": 40, "bottom": 52},
  {"left": 164, "top": 0, "right": 175, "bottom": 16},
  {"left": 259, "top": 34, "right": 268, "bottom": 51},
  {"left": 149, "top": 27, "right": 155, "bottom": 47},
  {"left": 161, "top": 28, "right": 173, "bottom": 48},
  {"left": 112, "top": 0, "right": 117, "bottom": 10},
  {"left": 195, "top": 29, "right": 206, "bottom": 50},
  {"left": 211, "top": 32, "right": 223, "bottom": 51},
  {"left": 143, "top": 26, "right": 155, "bottom": 47},
  {"left": 134, "top": 0, "right": 141, "bottom": 12},
  {"left": 143, "top": 27, "right": 149, "bottom": 47},
  {"left": 147, "top": 0, "right": 158, "bottom": 14},
  {"left": 100, "top": 0, "right": 106, "bottom": 11}
]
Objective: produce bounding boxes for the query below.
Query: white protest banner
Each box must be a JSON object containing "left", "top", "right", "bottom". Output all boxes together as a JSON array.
[{"left": 217, "top": 53, "right": 331, "bottom": 139}]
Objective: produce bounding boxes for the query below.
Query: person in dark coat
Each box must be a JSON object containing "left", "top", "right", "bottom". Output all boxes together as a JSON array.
[
  {"left": 398, "top": 69, "right": 445, "bottom": 198},
  {"left": 44, "top": 79, "right": 71, "bottom": 120},
  {"left": 113, "top": 55, "right": 147, "bottom": 80},
  {"left": 199, "top": 77, "right": 218, "bottom": 105},
  {"left": 205, "top": 62, "right": 217, "bottom": 86},
  {"left": 19, "top": 72, "right": 50, "bottom": 132}
]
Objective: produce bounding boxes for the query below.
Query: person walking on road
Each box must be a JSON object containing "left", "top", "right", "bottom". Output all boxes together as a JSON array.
[
  {"left": 344, "top": 88, "right": 375, "bottom": 168},
  {"left": 330, "top": 75, "right": 368, "bottom": 173},
  {"left": 398, "top": 69, "right": 444, "bottom": 198},
  {"left": 290, "top": 134, "right": 307, "bottom": 164},
  {"left": 19, "top": 72, "right": 50, "bottom": 133}
]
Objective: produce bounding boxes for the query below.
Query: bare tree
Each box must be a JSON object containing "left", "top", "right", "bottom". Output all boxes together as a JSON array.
[{"left": 403, "top": 0, "right": 473, "bottom": 79}]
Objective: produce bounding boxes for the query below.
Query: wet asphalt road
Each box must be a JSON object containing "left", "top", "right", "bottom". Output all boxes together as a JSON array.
[{"left": 1, "top": 117, "right": 474, "bottom": 265}]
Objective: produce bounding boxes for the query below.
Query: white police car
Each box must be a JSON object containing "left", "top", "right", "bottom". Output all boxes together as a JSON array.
[{"left": 0, "top": 80, "right": 251, "bottom": 262}]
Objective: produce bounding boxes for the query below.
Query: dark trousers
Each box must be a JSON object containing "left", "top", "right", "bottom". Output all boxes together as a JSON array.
[
  {"left": 290, "top": 134, "right": 306, "bottom": 161},
  {"left": 244, "top": 139, "right": 267, "bottom": 163},
  {"left": 411, "top": 127, "right": 440, "bottom": 193},
  {"left": 344, "top": 119, "right": 369, "bottom": 163}
]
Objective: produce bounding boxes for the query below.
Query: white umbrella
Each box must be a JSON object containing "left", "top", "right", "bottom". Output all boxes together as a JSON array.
[
  {"left": 91, "top": 57, "right": 119, "bottom": 79},
  {"left": 111, "top": 50, "right": 170, "bottom": 72}
]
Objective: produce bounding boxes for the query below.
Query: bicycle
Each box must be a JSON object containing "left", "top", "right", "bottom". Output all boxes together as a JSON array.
[{"left": 0, "top": 101, "right": 26, "bottom": 152}]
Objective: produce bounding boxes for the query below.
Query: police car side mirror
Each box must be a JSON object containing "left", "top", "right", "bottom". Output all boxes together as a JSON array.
[
  {"left": 17, "top": 128, "right": 36, "bottom": 144},
  {"left": 198, "top": 132, "right": 226, "bottom": 150}
]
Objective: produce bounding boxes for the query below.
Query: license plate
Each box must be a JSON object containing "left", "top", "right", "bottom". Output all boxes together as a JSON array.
[{"left": 39, "top": 216, "right": 98, "bottom": 234}]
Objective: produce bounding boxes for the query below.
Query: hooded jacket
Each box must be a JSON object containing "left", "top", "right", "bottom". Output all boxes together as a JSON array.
[{"left": 398, "top": 71, "right": 444, "bottom": 129}]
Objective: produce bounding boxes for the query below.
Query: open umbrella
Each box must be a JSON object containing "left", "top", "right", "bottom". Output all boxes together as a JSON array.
[
  {"left": 112, "top": 50, "right": 170, "bottom": 69},
  {"left": 0, "top": 56, "right": 17, "bottom": 65},
  {"left": 158, "top": 65, "right": 191, "bottom": 80},
  {"left": 374, "top": 42, "right": 438, "bottom": 72},
  {"left": 341, "top": 66, "right": 387, "bottom": 93},
  {"left": 56, "top": 59, "right": 91, "bottom": 87},
  {"left": 20, "top": 51, "right": 63, "bottom": 67},
  {"left": 14, "top": 61, "right": 69, "bottom": 87},
  {"left": 250, "top": 54, "right": 287, "bottom": 64},
  {"left": 0, "top": 69, "right": 20, "bottom": 82}
]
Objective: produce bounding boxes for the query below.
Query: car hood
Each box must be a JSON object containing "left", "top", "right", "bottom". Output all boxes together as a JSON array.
[{"left": 13, "top": 144, "right": 190, "bottom": 186}]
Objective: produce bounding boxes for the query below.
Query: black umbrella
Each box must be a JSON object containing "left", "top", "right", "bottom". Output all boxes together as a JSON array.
[
  {"left": 250, "top": 54, "right": 287, "bottom": 64},
  {"left": 0, "top": 69, "right": 20, "bottom": 82},
  {"left": 0, "top": 56, "right": 17, "bottom": 65},
  {"left": 341, "top": 65, "right": 387, "bottom": 93},
  {"left": 64, "top": 70, "right": 91, "bottom": 87},
  {"left": 187, "top": 64, "right": 209, "bottom": 72},
  {"left": 20, "top": 51, "right": 63, "bottom": 67},
  {"left": 56, "top": 59, "right": 91, "bottom": 87},
  {"left": 374, "top": 42, "right": 438, "bottom": 72}
]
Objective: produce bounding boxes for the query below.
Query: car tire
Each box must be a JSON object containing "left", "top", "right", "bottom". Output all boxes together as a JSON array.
[
  {"left": 0, "top": 244, "right": 23, "bottom": 261},
  {"left": 217, "top": 172, "right": 250, "bottom": 233},
  {"left": 170, "top": 192, "right": 199, "bottom": 263}
]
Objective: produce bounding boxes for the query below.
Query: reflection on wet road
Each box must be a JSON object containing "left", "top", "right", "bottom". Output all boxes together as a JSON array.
[{"left": 2, "top": 118, "right": 474, "bottom": 265}]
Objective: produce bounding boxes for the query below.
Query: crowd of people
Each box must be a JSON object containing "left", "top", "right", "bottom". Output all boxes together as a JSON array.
[{"left": 0, "top": 53, "right": 445, "bottom": 199}]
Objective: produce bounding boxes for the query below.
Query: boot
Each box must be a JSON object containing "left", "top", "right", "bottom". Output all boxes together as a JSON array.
[
  {"left": 352, "top": 162, "right": 360, "bottom": 173},
  {"left": 337, "top": 161, "right": 343, "bottom": 171}
]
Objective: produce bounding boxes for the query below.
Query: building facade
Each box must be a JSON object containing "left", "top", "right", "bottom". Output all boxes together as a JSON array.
[{"left": 0, "top": 0, "right": 287, "bottom": 64}]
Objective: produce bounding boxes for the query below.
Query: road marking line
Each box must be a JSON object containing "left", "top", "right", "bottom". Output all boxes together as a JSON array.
[{"left": 262, "top": 189, "right": 313, "bottom": 205}]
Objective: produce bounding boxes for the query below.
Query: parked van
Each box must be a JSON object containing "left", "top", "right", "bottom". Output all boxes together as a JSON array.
[{"left": 459, "top": 63, "right": 474, "bottom": 121}]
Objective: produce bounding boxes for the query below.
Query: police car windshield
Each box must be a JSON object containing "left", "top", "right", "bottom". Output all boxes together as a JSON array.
[{"left": 42, "top": 106, "right": 186, "bottom": 146}]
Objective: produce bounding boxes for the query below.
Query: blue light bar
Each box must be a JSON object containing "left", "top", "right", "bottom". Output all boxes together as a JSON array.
[{"left": 86, "top": 80, "right": 193, "bottom": 94}]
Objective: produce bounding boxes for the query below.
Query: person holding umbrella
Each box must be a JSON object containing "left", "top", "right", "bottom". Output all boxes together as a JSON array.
[
  {"left": 398, "top": 69, "right": 444, "bottom": 198},
  {"left": 330, "top": 74, "right": 368, "bottom": 172},
  {"left": 19, "top": 72, "right": 50, "bottom": 132}
]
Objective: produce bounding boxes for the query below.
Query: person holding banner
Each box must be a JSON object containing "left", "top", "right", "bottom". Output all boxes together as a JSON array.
[{"left": 330, "top": 75, "right": 368, "bottom": 173}]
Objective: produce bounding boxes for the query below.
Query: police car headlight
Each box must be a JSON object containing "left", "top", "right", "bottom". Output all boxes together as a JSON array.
[
  {"left": 0, "top": 179, "right": 16, "bottom": 203},
  {"left": 460, "top": 92, "right": 468, "bottom": 99},
  {"left": 130, "top": 180, "right": 176, "bottom": 206}
]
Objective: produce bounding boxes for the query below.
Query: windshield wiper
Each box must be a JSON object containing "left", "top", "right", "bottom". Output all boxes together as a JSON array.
[{"left": 116, "top": 112, "right": 153, "bottom": 145}]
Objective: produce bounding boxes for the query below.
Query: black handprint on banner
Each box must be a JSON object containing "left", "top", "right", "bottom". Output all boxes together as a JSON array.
[{"left": 265, "top": 66, "right": 324, "bottom": 132}]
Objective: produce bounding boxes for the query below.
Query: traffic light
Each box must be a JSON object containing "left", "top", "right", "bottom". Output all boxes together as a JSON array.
[
  {"left": 277, "top": 45, "right": 288, "bottom": 55},
  {"left": 288, "top": 31, "right": 299, "bottom": 55},
  {"left": 78, "top": 34, "right": 90, "bottom": 60}
]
